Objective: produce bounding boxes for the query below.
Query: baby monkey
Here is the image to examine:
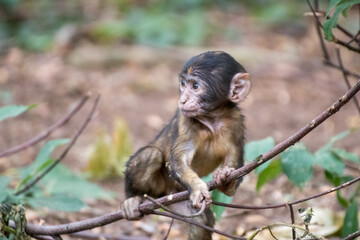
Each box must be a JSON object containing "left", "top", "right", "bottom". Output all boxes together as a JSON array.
[{"left": 121, "top": 51, "right": 251, "bottom": 240}]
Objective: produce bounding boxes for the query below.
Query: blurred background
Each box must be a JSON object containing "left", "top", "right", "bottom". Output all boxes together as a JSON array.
[{"left": 0, "top": 0, "right": 360, "bottom": 239}]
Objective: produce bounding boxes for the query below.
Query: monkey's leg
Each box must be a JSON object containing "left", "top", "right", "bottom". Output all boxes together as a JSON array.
[
  {"left": 122, "top": 146, "right": 166, "bottom": 220},
  {"left": 169, "top": 201, "right": 215, "bottom": 240},
  {"left": 189, "top": 207, "right": 215, "bottom": 240}
]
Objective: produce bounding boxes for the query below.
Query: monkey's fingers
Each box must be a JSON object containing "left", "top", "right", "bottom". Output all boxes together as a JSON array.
[
  {"left": 213, "top": 166, "right": 235, "bottom": 185},
  {"left": 190, "top": 189, "right": 212, "bottom": 209},
  {"left": 121, "top": 196, "right": 143, "bottom": 220}
]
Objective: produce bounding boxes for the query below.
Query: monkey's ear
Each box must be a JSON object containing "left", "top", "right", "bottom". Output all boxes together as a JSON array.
[{"left": 228, "top": 73, "right": 251, "bottom": 103}]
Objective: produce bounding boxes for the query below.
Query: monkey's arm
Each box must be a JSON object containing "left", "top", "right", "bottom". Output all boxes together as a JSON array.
[
  {"left": 213, "top": 148, "right": 241, "bottom": 196},
  {"left": 169, "top": 143, "right": 212, "bottom": 209}
]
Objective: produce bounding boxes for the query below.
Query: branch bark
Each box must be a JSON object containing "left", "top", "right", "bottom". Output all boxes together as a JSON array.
[{"left": 20, "top": 78, "right": 360, "bottom": 237}]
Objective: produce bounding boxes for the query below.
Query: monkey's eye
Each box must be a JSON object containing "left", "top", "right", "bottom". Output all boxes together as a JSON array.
[
  {"left": 192, "top": 83, "right": 199, "bottom": 90},
  {"left": 180, "top": 80, "right": 186, "bottom": 87}
]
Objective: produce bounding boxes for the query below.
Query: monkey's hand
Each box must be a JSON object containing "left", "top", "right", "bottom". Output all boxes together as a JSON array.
[
  {"left": 121, "top": 196, "right": 143, "bottom": 220},
  {"left": 213, "top": 166, "right": 236, "bottom": 196},
  {"left": 190, "top": 181, "right": 212, "bottom": 209}
]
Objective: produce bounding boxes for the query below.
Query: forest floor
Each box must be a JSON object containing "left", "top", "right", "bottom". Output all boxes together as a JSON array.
[{"left": 1, "top": 14, "right": 360, "bottom": 240}]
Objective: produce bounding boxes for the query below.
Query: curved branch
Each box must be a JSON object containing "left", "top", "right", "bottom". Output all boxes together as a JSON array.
[
  {"left": 14, "top": 95, "right": 100, "bottom": 196},
  {"left": 212, "top": 175, "right": 360, "bottom": 210},
  {"left": 341, "top": 229, "right": 360, "bottom": 240},
  {"left": 20, "top": 79, "right": 360, "bottom": 237},
  {"left": 217, "top": 79, "right": 360, "bottom": 188},
  {"left": 336, "top": 48, "right": 360, "bottom": 115},
  {"left": 152, "top": 210, "right": 246, "bottom": 240},
  {"left": 0, "top": 94, "right": 90, "bottom": 158}
]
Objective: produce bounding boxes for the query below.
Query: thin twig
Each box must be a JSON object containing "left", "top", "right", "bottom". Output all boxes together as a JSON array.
[
  {"left": 288, "top": 204, "right": 296, "bottom": 240},
  {"left": 70, "top": 231, "right": 151, "bottom": 240},
  {"left": 335, "top": 48, "right": 360, "bottom": 115},
  {"left": 324, "top": 60, "right": 360, "bottom": 79},
  {"left": 210, "top": 79, "right": 360, "bottom": 191},
  {"left": 334, "top": 39, "right": 360, "bottom": 53},
  {"left": 212, "top": 175, "right": 360, "bottom": 210},
  {"left": 17, "top": 79, "right": 360, "bottom": 237},
  {"left": 152, "top": 210, "right": 246, "bottom": 240},
  {"left": 307, "top": 0, "right": 330, "bottom": 60},
  {"left": 144, "top": 194, "right": 205, "bottom": 218},
  {"left": 346, "top": 31, "right": 360, "bottom": 45},
  {"left": 268, "top": 228, "right": 279, "bottom": 240},
  {"left": 14, "top": 95, "right": 100, "bottom": 196},
  {"left": 341, "top": 229, "right": 360, "bottom": 240},
  {"left": 163, "top": 218, "right": 174, "bottom": 240},
  {"left": 0, "top": 94, "right": 90, "bottom": 158}
]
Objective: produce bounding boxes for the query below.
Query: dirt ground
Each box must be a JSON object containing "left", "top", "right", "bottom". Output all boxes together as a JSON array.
[{"left": 1, "top": 14, "right": 360, "bottom": 240}]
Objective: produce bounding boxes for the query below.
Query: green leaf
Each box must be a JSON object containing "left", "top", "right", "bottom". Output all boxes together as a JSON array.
[
  {"left": 336, "top": 191, "right": 349, "bottom": 208},
  {"left": 18, "top": 139, "right": 69, "bottom": 189},
  {"left": 0, "top": 176, "right": 10, "bottom": 189},
  {"left": 317, "top": 131, "right": 349, "bottom": 154},
  {"left": 0, "top": 104, "right": 37, "bottom": 122},
  {"left": 210, "top": 189, "right": 233, "bottom": 222},
  {"left": 0, "top": 176, "right": 11, "bottom": 202},
  {"left": 341, "top": 199, "right": 359, "bottom": 237},
  {"left": 42, "top": 164, "right": 114, "bottom": 200},
  {"left": 33, "top": 139, "right": 70, "bottom": 168},
  {"left": 325, "top": 0, "right": 343, "bottom": 16},
  {"left": 25, "top": 194, "right": 86, "bottom": 211},
  {"left": 323, "top": 1, "right": 360, "bottom": 41},
  {"left": 256, "top": 159, "right": 282, "bottom": 191},
  {"left": 316, "top": 151, "right": 345, "bottom": 175},
  {"left": 331, "top": 148, "right": 359, "bottom": 163},
  {"left": 325, "top": 171, "right": 353, "bottom": 207},
  {"left": 325, "top": 170, "right": 341, "bottom": 186},
  {"left": 245, "top": 137, "right": 275, "bottom": 174},
  {"left": 280, "top": 143, "right": 315, "bottom": 188}
]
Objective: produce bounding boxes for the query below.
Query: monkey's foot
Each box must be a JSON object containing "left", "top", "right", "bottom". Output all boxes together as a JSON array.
[
  {"left": 213, "top": 166, "right": 236, "bottom": 196},
  {"left": 190, "top": 183, "right": 212, "bottom": 209},
  {"left": 121, "top": 196, "right": 143, "bottom": 220}
]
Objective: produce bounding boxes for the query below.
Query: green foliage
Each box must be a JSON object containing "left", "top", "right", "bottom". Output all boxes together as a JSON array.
[
  {"left": 0, "top": 203, "right": 30, "bottom": 240},
  {"left": 341, "top": 198, "right": 359, "bottom": 237},
  {"left": 323, "top": 0, "right": 360, "bottom": 41},
  {"left": 211, "top": 189, "right": 233, "bottom": 222},
  {"left": 244, "top": 137, "right": 275, "bottom": 174},
  {"left": 17, "top": 139, "right": 70, "bottom": 190},
  {"left": 0, "top": 1, "right": 82, "bottom": 51},
  {"left": 256, "top": 158, "right": 281, "bottom": 191},
  {"left": 0, "top": 138, "right": 114, "bottom": 212},
  {"left": 281, "top": 144, "right": 315, "bottom": 188},
  {"left": 249, "top": 130, "right": 359, "bottom": 237},
  {"left": 41, "top": 164, "right": 114, "bottom": 201},
  {"left": 90, "top": 9, "right": 210, "bottom": 47},
  {"left": 0, "top": 104, "right": 37, "bottom": 122},
  {"left": 24, "top": 194, "right": 85, "bottom": 212},
  {"left": 86, "top": 118, "right": 132, "bottom": 179}
]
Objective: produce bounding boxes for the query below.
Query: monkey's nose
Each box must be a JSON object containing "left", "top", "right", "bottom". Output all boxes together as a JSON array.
[{"left": 180, "top": 97, "right": 187, "bottom": 105}]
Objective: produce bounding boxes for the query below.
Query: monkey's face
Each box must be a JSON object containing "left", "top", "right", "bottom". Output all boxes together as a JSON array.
[{"left": 178, "top": 76, "right": 208, "bottom": 118}]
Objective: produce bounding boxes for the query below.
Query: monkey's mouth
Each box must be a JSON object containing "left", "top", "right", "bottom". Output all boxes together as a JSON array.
[{"left": 181, "top": 109, "right": 198, "bottom": 118}]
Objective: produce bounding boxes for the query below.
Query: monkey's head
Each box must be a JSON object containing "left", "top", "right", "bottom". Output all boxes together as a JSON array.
[{"left": 178, "top": 51, "right": 251, "bottom": 118}]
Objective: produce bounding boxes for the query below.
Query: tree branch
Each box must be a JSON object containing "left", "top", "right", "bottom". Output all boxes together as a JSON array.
[
  {"left": 152, "top": 210, "right": 246, "bottom": 240},
  {"left": 213, "top": 79, "right": 360, "bottom": 189},
  {"left": 341, "top": 229, "right": 360, "bottom": 240},
  {"left": 14, "top": 95, "right": 100, "bottom": 196},
  {"left": 212, "top": 175, "right": 360, "bottom": 210},
  {"left": 0, "top": 94, "right": 90, "bottom": 158},
  {"left": 18, "top": 78, "right": 360, "bottom": 237},
  {"left": 335, "top": 48, "right": 360, "bottom": 115}
]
